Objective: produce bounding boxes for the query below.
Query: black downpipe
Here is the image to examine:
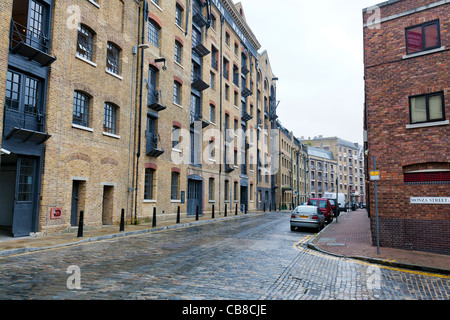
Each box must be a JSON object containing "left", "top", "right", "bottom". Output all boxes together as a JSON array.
[
  {"left": 134, "top": 1, "right": 148, "bottom": 225},
  {"left": 218, "top": 14, "right": 225, "bottom": 212}
]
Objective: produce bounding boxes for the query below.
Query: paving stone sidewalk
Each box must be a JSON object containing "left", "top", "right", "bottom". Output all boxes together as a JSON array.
[{"left": 309, "top": 209, "right": 450, "bottom": 275}]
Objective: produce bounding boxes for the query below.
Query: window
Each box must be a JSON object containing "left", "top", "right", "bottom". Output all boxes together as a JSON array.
[
  {"left": 406, "top": 20, "right": 440, "bottom": 54},
  {"left": 172, "top": 125, "right": 180, "bottom": 149},
  {"left": 17, "top": 157, "right": 34, "bottom": 202},
  {"left": 173, "top": 81, "right": 181, "bottom": 105},
  {"left": 148, "top": 19, "right": 160, "bottom": 48},
  {"left": 225, "top": 32, "right": 230, "bottom": 46},
  {"left": 175, "top": 4, "right": 183, "bottom": 27},
  {"left": 410, "top": 92, "right": 445, "bottom": 124},
  {"left": 223, "top": 58, "right": 229, "bottom": 80},
  {"left": 211, "top": 14, "right": 216, "bottom": 30},
  {"left": 210, "top": 72, "right": 215, "bottom": 90},
  {"left": 225, "top": 84, "right": 229, "bottom": 101},
  {"left": 106, "top": 42, "right": 120, "bottom": 75},
  {"left": 5, "top": 70, "right": 41, "bottom": 115},
  {"left": 209, "top": 104, "right": 215, "bottom": 123},
  {"left": 171, "top": 172, "right": 180, "bottom": 200},
  {"left": 103, "top": 102, "right": 118, "bottom": 134},
  {"left": 144, "top": 168, "right": 155, "bottom": 200},
  {"left": 175, "top": 40, "right": 182, "bottom": 64},
  {"left": 209, "top": 178, "right": 214, "bottom": 201},
  {"left": 224, "top": 180, "right": 229, "bottom": 201},
  {"left": 209, "top": 140, "right": 215, "bottom": 159},
  {"left": 73, "top": 91, "right": 91, "bottom": 127},
  {"left": 77, "top": 25, "right": 94, "bottom": 61}
]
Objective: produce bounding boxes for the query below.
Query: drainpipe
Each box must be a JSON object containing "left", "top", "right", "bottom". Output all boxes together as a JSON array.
[
  {"left": 134, "top": 0, "right": 148, "bottom": 225},
  {"left": 218, "top": 14, "right": 224, "bottom": 213}
]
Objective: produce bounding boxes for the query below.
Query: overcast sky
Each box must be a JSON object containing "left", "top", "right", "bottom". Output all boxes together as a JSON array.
[{"left": 239, "top": 0, "right": 379, "bottom": 144}]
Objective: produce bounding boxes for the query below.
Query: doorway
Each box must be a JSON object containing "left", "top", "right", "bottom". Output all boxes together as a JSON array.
[
  {"left": 102, "top": 185, "right": 114, "bottom": 225},
  {"left": 71, "top": 180, "right": 86, "bottom": 227},
  {"left": 187, "top": 177, "right": 202, "bottom": 216},
  {"left": 240, "top": 185, "right": 248, "bottom": 213},
  {"left": 0, "top": 154, "right": 39, "bottom": 237}
]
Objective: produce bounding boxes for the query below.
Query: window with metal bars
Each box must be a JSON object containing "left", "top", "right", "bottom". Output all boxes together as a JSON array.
[
  {"left": 73, "top": 91, "right": 90, "bottom": 127},
  {"left": 148, "top": 19, "right": 160, "bottom": 48},
  {"left": 103, "top": 102, "right": 118, "bottom": 134},
  {"left": 77, "top": 25, "right": 94, "bottom": 61},
  {"left": 144, "top": 168, "right": 155, "bottom": 200},
  {"left": 171, "top": 172, "right": 180, "bottom": 200},
  {"left": 106, "top": 42, "right": 120, "bottom": 75}
]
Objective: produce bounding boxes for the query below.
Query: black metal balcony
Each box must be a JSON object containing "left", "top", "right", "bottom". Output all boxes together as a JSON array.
[
  {"left": 10, "top": 20, "right": 56, "bottom": 66},
  {"left": 193, "top": 41, "right": 210, "bottom": 57},
  {"left": 148, "top": 88, "right": 166, "bottom": 111},
  {"left": 193, "top": 8, "right": 207, "bottom": 27},
  {"left": 241, "top": 86, "right": 252, "bottom": 98},
  {"left": 190, "top": 113, "right": 210, "bottom": 128},
  {"left": 241, "top": 109, "right": 253, "bottom": 122},
  {"left": 241, "top": 64, "right": 249, "bottom": 75},
  {"left": 3, "top": 107, "right": 50, "bottom": 144},
  {"left": 191, "top": 72, "right": 210, "bottom": 92},
  {"left": 146, "top": 133, "right": 164, "bottom": 157},
  {"left": 224, "top": 163, "right": 235, "bottom": 173}
]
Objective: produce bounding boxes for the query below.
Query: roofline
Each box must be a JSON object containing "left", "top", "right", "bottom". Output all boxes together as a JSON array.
[{"left": 362, "top": 0, "right": 401, "bottom": 12}]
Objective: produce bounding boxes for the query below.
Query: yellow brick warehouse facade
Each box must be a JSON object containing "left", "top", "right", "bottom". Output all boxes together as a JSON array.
[
  {"left": 0, "top": 0, "right": 311, "bottom": 237},
  {"left": 40, "top": 0, "right": 140, "bottom": 233}
]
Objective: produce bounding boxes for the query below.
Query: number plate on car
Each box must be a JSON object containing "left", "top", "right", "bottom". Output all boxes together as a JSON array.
[{"left": 298, "top": 215, "right": 309, "bottom": 219}]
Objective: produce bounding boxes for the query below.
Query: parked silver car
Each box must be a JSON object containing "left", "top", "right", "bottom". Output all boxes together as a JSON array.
[{"left": 290, "top": 205, "right": 325, "bottom": 232}]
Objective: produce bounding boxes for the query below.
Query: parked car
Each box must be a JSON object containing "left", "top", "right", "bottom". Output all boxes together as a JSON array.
[
  {"left": 307, "top": 198, "right": 333, "bottom": 223},
  {"left": 327, "top": 198, "right": 339, "bottom": 217},
  {"left": 290, "top": 205, "right": 325, "bottom": 232},
  {"left": 323, "top": 192, "right": 346, "bottom": 212}
]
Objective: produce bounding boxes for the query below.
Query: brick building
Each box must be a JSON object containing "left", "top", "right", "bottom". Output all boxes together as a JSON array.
[
  {"left": 303, "top": 136, "right": 365, "bottom": 205},
  {"left": 363, "top": 0, "right": 449, "bottom": 254},
  {"left": 275, "top": 121, "right": 309, "bottom": 210},
  {"left": 306, "top": 146, "right": 338, "bottom": 200},
  {"left": 0, "top": 0, "right": 288, "bottom": 237}
]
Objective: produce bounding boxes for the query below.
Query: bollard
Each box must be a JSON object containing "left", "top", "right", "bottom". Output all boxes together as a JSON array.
[
  {"left": 120, "top": 208, "right": 125, "bottom": 232},
  {"left": 152, "top": 207, "right": 156, "bottom": 227},
  {"left": 177, "top": 206, "right": 180, "bottom": 224},
  {"left": 77, "top": 211, "right": 84, "bottom": 238},
  {"left": 245, "top": 204, "right": 247, "bottom": 214},
  {"left": 263, "top": 202, "right": 265, "bottom": 212},
  {"left": 212, "top": 204, "right": 215, "bottom": 219},
  {"left": 269, "top": 202, "right": 271, "bottom": 211},
  {"left": 225, "top": 203, "right": 227, "bottom": 217},
  {"left": 235, "top": 203, "right": 238, "bottom": 216},
  {"left": 196, "top": 206, "right": 199, "bottom": 221}
]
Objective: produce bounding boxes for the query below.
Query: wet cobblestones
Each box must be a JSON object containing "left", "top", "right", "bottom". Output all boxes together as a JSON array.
[{"left": 0, "top": 213, "right": 448, "bottom": 300}]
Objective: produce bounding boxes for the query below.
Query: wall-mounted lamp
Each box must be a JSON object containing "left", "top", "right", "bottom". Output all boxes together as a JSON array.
[{"left": 154, "top": 58, "right": 167, "bottom": 71}]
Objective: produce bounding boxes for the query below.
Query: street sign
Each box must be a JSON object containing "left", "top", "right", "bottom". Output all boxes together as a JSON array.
[{"left": 370, "top": 170, "right": 380, "bottom": 181}]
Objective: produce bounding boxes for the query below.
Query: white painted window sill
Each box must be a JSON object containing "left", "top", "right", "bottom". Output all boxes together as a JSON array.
[{"left": 406, "top": 120, "right": 449, "bottom": 129}]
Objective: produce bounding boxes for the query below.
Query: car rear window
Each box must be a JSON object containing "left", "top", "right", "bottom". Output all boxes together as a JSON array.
[
  {"left": 319, "top": 200, "right": 328, "bottom": 208},
  {"left": 295, "top": 206, "right": 316, "bottom": 214}
]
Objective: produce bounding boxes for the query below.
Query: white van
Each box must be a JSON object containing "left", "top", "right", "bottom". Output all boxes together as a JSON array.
[{"left": 323, "top": 193, "right": 346, "bottom": 212}]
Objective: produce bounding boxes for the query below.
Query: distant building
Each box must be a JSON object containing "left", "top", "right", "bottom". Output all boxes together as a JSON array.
[
  {"left": 275, "top": 121, "right": 309, "bottom": 210},
  {"left": 302, "top": 136, "right": 365, "bottom": 205},
  {"left": 306, "top": 146, "right": 337, "bottom": 200},
  {"left": 363, "top": 0, "right": 449, "bottom": 254}
]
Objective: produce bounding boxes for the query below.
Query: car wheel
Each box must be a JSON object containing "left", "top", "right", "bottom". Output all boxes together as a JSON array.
[{"left": 291, "top": 226, "right": 295, "bottom": 231}]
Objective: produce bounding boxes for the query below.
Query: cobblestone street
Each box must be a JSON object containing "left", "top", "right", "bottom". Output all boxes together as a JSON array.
[{"left": 0, "top": 212, "right": 448, "bottom": 300}]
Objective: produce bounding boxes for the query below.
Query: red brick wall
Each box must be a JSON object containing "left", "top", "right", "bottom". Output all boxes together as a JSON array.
[{"left": 364, "top": 1, "right": 450, "bottom": 254}]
